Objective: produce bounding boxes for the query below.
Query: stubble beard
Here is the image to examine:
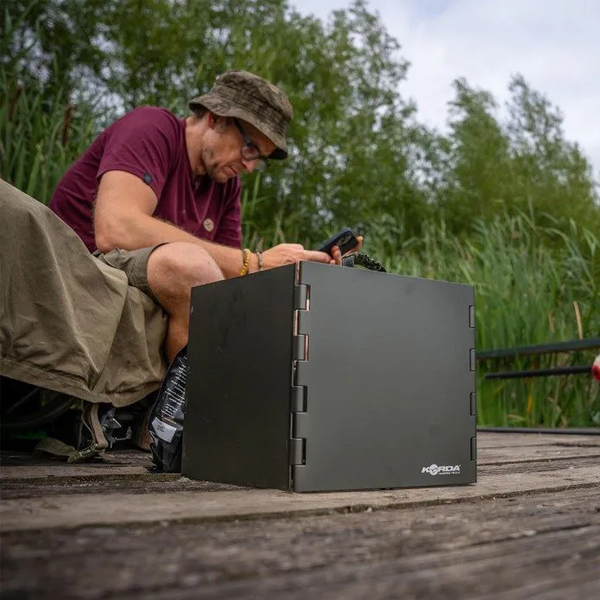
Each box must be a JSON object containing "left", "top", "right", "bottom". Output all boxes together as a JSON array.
[{"left": 201, "top": 146, "right": 229, "bottom": 183}]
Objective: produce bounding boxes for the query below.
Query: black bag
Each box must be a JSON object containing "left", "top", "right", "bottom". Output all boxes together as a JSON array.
[{"left": 149, "top": 345, "right": 188, "bottom": 472}]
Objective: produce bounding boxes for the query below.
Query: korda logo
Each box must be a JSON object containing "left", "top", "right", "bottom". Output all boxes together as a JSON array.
[{"left": 422, "top": 464, "right": 461, "bottom": 476}]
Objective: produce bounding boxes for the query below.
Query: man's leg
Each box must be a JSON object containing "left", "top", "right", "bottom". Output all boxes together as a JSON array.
[{"left": 147, "top": 242, "right": 224, "bottom": 361}]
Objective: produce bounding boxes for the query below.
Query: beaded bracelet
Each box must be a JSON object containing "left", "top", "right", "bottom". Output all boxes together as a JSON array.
[
  {"left": 256, "top": 251, "right": 264, "bottom": 271},
  {"left": 239, "top": 248, "right": 251, "bottom": 276}
]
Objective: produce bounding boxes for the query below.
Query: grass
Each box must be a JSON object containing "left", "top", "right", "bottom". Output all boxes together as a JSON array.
[{"left": 0, "top": 72, "right": 97, "bottom": 203}]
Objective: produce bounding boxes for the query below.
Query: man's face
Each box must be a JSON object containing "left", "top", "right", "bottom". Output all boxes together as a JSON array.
[{"left": 190, "top": 115, "right": 276, "bottom": 183}]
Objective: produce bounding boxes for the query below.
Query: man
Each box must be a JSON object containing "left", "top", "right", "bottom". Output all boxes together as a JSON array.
[{"left": 50, "top": 70, "right": 358, "bottom": 362}]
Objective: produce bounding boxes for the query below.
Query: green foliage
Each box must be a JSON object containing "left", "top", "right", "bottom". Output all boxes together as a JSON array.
[
  {"left": 1, "top": 0, "right": 107, "bottom": 98},
  {"left": 2, "top": 0, "right": 599, "bottom": 426},
  {"left": 434, "top": 76, "right": 600, "bottom": 244},
  {"left": 0, "top": 70, "right": 97, "bottom": 202}
]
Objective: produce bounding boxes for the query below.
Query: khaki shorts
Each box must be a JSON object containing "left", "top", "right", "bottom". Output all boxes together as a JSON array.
[{"left": 95, "top": 244, "right": 166, "bottom": 305}]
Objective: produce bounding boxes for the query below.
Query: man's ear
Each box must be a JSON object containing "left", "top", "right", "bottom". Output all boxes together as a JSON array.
[
  {"left": 207, "top": 112, "right": 229, "bottom": 131},
  {"left": 206, "top": 112, "right": 218, "bottom": 129}
]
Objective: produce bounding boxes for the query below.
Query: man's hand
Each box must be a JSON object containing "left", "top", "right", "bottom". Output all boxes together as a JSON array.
[
  {"left": 261, "top": 236, "right": 364, "bottom": 270},
  {"left": 261, "top": 243, "right": 331, "bottom": 270},
  {"left": 329, "top": 235, "right": 364, "bottom": 265}
]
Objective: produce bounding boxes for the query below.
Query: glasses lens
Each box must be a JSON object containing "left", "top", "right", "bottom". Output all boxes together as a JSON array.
[{"left": 241, "top": 146, "right": 260, "bottom": 161}]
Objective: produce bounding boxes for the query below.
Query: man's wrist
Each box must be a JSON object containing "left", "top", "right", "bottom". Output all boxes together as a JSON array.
[{"left": 238, "top": 250, "right": 265, "bottom": 275}]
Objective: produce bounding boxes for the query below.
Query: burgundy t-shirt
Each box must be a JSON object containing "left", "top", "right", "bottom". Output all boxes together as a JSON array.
[{"left": 49, "top": 107, "right": 242, "bottom": 252}]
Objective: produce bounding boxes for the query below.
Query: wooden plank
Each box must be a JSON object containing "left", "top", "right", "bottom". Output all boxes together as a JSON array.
[
  {"left": 172, "top": 530, "right": 600, "bottom": 600},
  {"left": 479, "top": 444, "right": 600, "bottom": 464},
  {"left": 477, "top": 433, "right": 600, "bottom": 448},
  {"left": 0, "top": 477, "right": 243, "bottom": 499},
  {"left": 1, "top": 488, "right": 599, "bottom": 600},
  {"left": 0, "top": 464, "right": 154, "bottom": 480},
  {"left": 1, "top": 463, "right": 598, "bottom": 533},
  {"left": 185, "top": 532, "right": 599, "bottom": 600},
  {"left": 1, "top": 456, "right": 596, "bottom": 502},
  {"left": 1, "top": 434, "right": 598, "bottom": 599},
  {"left": 2, "top": 456, "right": 598, "bottom": 501},
  {"left": 477, "top": 580, "right": 600, "bottom": 600},
  {"left": 1, "top": 433, "right": 599, "bottom": 533},
  {"left": 3, "top": 443, "right": 598, "bottom": 482},
  {"left": 0, "top": 448, "right": 153, "bottom": 479},
  {"left": 2, "top": 433, "right": 596, "bottom": 484},
  {"left": 483, "top": 455, "right": 600, "bottom": 476}
]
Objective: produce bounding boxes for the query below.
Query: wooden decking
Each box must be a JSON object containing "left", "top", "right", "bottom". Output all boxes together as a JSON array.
[{"left": 1, "top": 432, "right": 599, "bottom": 599}]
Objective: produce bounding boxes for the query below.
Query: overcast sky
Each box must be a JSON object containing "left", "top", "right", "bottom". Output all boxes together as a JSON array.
[{"left": 296, "top": 0, "right": 600, "bottom": 180}]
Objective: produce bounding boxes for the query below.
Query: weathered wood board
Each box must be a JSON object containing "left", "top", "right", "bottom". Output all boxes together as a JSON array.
[{"left": 1, "top": 431, "right": 599, "bottom": 599}]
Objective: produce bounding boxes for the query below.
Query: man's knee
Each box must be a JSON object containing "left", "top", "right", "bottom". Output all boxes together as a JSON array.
[{"left": 147, "top": 243, "right": 223, "bottom": 310}]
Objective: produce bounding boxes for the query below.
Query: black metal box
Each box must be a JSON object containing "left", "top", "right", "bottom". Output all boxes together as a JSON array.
[{"left": 182, "top": 262, "right": 476, "bottom": 492}]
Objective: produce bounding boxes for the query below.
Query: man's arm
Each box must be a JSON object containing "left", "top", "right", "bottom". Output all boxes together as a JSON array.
[{"left": 94, "top": 171, "right": 332, "bottom": 276}]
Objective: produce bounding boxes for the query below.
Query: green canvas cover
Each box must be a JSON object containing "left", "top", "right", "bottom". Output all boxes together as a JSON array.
[{"left": 0, "top": 179, "right": 167, "bottom": 407}]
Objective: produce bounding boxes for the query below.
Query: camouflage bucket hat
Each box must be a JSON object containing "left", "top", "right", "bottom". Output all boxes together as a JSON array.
[{"left": 189, "top": 70, "right": 293, "bottom": 160}]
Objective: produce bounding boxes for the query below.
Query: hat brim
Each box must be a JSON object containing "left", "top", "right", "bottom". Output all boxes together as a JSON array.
[{"left": 190, "top": 95, "right": 288, "bottom": 160}]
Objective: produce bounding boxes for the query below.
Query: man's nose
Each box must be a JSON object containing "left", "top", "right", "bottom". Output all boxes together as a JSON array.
[{"left": 241, "top": 158, "right": 258, "bottom": 174}]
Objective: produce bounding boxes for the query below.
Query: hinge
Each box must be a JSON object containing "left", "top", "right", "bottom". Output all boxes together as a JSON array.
[
  {"left": 470, "top": 392, "right": 476, "bottom": 416},
  {"left": 291, "top": 385, "right": 306, "bottom": 412},
  {"left": 291, "top": 282, "right": 311, "bottom": 474},
  {"left": 296, "top": 311, "right": 311, "bottom": 336},
  {"left": 293, "top": 283, "right": 311, "bottom": 387},
  {"left": 293, "top": 353, "right": 310, "bottom": 387},
  {"left": 292, "top": 334, "right": 308, "bottom": 361},
  {"left": 469, "top": 305, "right": 475, "bottom": 328},
  {"left": 290, "top": 437, "right": 306, "bottom": 466},
  {"left": 471, "top": 436, "right": 477, "bottom": 461},
  {"left": 293, "top": 411, "right": 309, "bottom": 439},
  {"left": 294, "top": 284, "right": 309, "bottom": 311},
  {"left": 290, "top": 412, "right": 308, "bottom": 472},
  {"left": 469, "top": 349, "right": 476, "bottom": 371},
  {"left": 292, "top": 283, "right": 311, "bottom": 386}
]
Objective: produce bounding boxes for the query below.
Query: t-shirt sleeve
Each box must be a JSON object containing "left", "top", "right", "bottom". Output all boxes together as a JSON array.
[
  {"left": 214, "top": 178, "right": 243, "bottom": 249},
  {"left": 96, "top": 108, "right": 179, "bottom": 200}
]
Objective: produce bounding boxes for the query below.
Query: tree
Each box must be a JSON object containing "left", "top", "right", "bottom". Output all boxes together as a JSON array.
[
  {"left": 440, "top": 78, "right": 513, "bottom": 233},
  {"left": 3, "top": 0, "right": 598, "bottom": 248},
  {"left": 505, "top": 75, "right": 598, "bottom": 235},
  {"left": 431, "top": 75, "right": 600, "bottom": 243},
  {"left": 2, "top": 0, "right": 107, "bottom": 97}
]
